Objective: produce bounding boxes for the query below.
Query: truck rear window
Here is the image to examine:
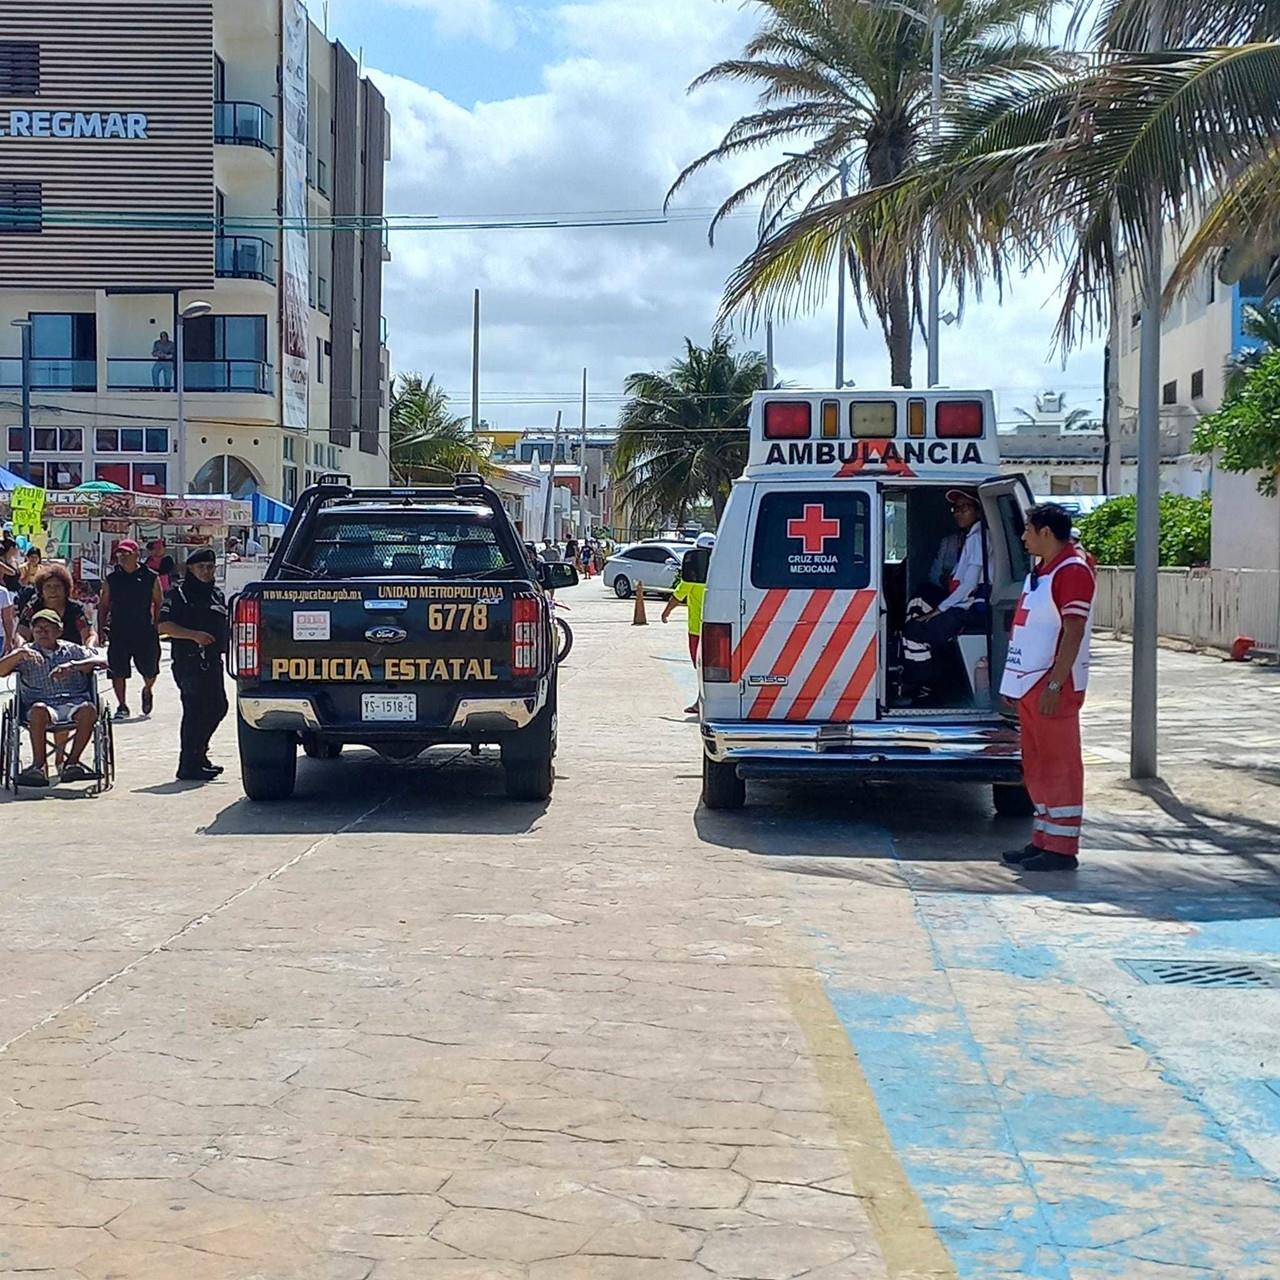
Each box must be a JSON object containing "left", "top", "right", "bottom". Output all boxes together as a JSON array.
[
  {"left": 296, "top": 512, "right": 514, "bottom": 579},
  {"left": 751, "top": 491, "right": 870, "bottom": 589}
]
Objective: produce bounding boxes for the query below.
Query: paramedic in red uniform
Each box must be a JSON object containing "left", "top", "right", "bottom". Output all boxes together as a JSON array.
[{"left": 1001, "top": 503, "right": 1096, "bottom": 872}]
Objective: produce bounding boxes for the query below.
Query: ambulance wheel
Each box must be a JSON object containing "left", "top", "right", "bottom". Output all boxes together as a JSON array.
[
  {"left": 993, "top": 783, "right": 1034, "bottom": 818},
  {"left": 239, "top": 718, "right": 298, "bottom": 802},
  {"left": 702, "top": 753, "right": 745, "bottom": 811},
  {"left": 613, "top": 575, "right": 633, "bottom": 600}
]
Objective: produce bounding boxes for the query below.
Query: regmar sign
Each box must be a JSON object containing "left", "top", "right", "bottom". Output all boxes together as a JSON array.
[{"left": 0, "top": 110, "right": 149, "bottom": 139}]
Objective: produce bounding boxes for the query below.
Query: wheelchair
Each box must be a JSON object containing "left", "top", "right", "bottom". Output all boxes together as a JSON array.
[{"left": 1, "top": 679, "right": 116, "bottom": 797}]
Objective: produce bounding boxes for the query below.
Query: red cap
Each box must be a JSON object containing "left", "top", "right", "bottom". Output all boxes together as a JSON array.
[{"left": 116, "top": 539, "right": 140, "bottom": 553}]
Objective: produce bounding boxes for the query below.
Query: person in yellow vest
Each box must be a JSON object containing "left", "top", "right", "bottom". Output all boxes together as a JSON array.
[{"left": 662, "top": 534, "right": 715, "bottom": 715}]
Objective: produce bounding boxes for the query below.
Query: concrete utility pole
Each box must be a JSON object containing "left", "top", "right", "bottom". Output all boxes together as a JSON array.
[
  {"left": 836, "top": 160, "right": 849, "bottom": 389},
  {"left": 926, "top": 2, "right": 943, "bottom": 387},
  {"left": 541, "top": 410, "right": 561, "bottom": 543},
  {"left": 470, "top": 289, "right": 480, "bottom": 433},
  {"left": 765, "top": 319, "right": 775, "bottom": 390},
  {"left": 1131, "top": 0, "right": 1166, "bottom": 780},
  {"left": 579, "top": 367, "right": 589, "bottom": 540}
]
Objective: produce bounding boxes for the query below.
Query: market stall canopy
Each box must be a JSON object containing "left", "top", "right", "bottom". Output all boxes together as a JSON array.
[
  {"left": 251, "top": 493, "right": 292, "bottom": 526},
  {"left": 72, "top": 480, "right": 126, "bottom": 492},
  {"left": 0, "top": 465, "right": 27, "bottom": 491}
]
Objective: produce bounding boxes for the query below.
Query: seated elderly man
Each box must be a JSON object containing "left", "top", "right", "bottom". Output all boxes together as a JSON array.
[{"left": 0, "top": 608, "right": 107, "bottom": 788}]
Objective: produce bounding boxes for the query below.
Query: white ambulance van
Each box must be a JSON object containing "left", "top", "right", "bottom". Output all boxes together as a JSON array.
[{"left": 699, "top": 389, "right": 1034, "bottom": 813}]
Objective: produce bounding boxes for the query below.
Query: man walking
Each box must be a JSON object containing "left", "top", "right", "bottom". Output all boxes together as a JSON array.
[
  {"left": 157, "top": 547, "right": 229, "bottom": 782},
  {"left": 100, "top": 539, "right": 163, "bottom": 719},
  {"left": 1000, "top": 503, "right": 1096, "bottom": 872}
]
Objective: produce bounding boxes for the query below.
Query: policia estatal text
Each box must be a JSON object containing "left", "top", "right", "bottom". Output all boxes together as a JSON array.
[{"left": 157, "top": 548, "right": 229, "bottom": 781}]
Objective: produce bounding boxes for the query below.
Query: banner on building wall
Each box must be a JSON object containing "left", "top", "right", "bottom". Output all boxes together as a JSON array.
[{"left": 281, "top": 0, "right": 310, "bottom": 432}]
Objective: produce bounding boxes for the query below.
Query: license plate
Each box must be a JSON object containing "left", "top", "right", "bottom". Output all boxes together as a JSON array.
[{"left": 362, "top": 693, "right": 417, "bottom": 721}]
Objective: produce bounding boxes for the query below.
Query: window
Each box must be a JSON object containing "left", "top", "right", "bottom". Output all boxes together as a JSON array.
[
  {"left": 31, "top": 312, "right": 96, "bottom": 361},
  {"left": 182, "top": 314, "right": 267, "bottom": 362},
  {"left": 282, "top": 435, "right": 296, "bottom": 462},
  {"left": 294, "top": 510, "right": 516, "bottom": 579},
  {"left": 8, "top": 426, "right": 81, "bottom": 453},
  {"left": 130, "top": 462, "right": 166, "bottom": 493},
  {"left": 751, "top": 491, "right": 870, "bottom": 590},
  {"left": 145, "top": 428, "right": 169, "bottom": 453},
  {"left": 316, "top": 336, "right": 324, "bottom": 383},
  {"left": 1191, "top": 369, "right": 1205, "bottom": 400},
  {"left": 0, "top": 42, "right": 40, "bottom": 95},
  {"left": 0, "top": 181, "right": 43, "bottom": 234},
  {"left": 18, "top": 460, "right": 82, "bottom": 489},
  {"left": 1162, "top": 380, "right": 1177, "bottom": 405},
  {"left": 95, "top": 427, "right": 148, "bottom": 453},
  {"left": 282, "top": 465, "right": 299, "bottom": 505},
  {"left": 622, "top": 546, "right": 675, "bottom": 564}
]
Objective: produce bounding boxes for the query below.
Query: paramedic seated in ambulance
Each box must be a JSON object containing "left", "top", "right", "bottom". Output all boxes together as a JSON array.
[{"left": 902, "top": 488, "right": 990, "bottom": 700}]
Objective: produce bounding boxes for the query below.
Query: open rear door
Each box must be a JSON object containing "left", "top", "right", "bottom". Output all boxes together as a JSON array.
[{"left": 978, "top": 475, "right": 1034, "bottom": 700}]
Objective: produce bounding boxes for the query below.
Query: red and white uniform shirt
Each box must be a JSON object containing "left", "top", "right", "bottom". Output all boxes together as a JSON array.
[{"left": 1000, "top": 547, "right": 1096, "bottom": 700}]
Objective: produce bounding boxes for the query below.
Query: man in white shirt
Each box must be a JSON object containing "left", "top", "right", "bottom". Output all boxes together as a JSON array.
[{"left": 902, "top": 489, "right": 991, "bottom": 700}]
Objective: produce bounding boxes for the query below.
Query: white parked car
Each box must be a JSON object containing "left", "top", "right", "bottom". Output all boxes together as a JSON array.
[{"left": 602, "top": 541, "right": 691, "bottom": 598}]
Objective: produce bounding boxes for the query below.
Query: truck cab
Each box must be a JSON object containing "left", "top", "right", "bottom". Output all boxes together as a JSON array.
[
  {"left": 698, "top": 390, "right": 1034, "bottom": 813},
  {"left": 229, "top": 475, "right": 576, "bottom": 802}
]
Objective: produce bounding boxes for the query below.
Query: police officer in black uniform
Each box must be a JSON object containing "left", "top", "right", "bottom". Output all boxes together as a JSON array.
[{"left": 157, "top": 547, "right": 229, "bottom": 781}]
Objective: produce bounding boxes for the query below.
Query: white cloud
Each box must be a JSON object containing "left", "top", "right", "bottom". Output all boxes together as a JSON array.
[{"left": 370, "top": 0, "right": 1103, "bottom": 429}]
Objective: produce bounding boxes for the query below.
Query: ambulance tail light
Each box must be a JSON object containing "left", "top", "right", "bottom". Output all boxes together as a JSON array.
[
  {"left": 936, "top": 400, "right": 985, "bottom": 438},
  {"left": 234, "top": 596, "right": 260, "bottom": 679},
  {"left": 763, "top": 401, "right": 812, "bottom": 439},
  {"left": 511, "top": 595, "right": 542, "bottom": 677},
  {"left": 702, "top": 622, "right": 733, "bottom": 683}
]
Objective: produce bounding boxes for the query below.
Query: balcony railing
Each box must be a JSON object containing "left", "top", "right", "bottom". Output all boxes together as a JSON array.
[
  {"left": 107, "top": 358, "right": 273, "bottom": 394},
  {"left": 0, "top": 357, "right": 96, "bottom": 391},
  {"left": 216, "top": 235, "right": 274, "bottom": 283},
  {"left": 214, "top": 100, "right": 274, "bottom": 150}
]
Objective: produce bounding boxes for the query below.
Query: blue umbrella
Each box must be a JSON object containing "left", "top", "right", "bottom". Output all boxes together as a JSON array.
[{"left": 0, "top": 464, "right": 29, "bottom": 491}]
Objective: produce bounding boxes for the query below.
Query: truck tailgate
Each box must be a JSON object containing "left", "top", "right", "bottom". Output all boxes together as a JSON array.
[{"left": 253, "top": 580, "right": 532, "bottom": 729}]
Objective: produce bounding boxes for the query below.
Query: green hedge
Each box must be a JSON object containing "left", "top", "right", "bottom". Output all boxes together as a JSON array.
[{"left": 1073, "top": 494, "right": 1211, "bottom": 567}]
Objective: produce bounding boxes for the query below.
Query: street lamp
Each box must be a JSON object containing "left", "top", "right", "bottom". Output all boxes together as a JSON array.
[
  {"left": 9, "top": 319, "right": 32, "bottom": 483},
  {"left": 174, "top": 299, "right": 211, "bottom": 496}
]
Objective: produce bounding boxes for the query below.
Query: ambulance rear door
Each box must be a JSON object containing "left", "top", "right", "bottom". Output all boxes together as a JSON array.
[
  {"left": 736, "top": 481, "right": 880, "bottom": 723},
  {"left": 978, "top": 474, "right": 1035, "bottom": 697}
]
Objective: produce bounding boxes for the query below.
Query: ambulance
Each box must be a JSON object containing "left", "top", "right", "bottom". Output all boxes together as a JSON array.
[{"left": 699, "top": 388, "right": 1035, "bottom": 813}]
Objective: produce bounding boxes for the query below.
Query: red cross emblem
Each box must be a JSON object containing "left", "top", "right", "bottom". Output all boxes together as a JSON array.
[
  {"left": 787, "top": 504, "right": 841, "bottom": 554},
  {"left": 1012, "top": 593, "right": 1030, "bottom": 628}
]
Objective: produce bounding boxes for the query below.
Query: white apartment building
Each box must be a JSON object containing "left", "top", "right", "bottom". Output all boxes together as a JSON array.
[{"left": 0, "top": 0, "right": 391, "bottom": 507}]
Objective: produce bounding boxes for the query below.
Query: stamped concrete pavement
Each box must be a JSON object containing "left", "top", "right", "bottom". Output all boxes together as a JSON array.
[{"left": 0, "top": 583, "right": 1277, "bottom": 1279}]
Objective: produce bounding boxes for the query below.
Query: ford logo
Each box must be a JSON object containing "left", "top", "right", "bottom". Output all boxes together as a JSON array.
[{"left": 365, "top": 625, "right": 408, "bottom": 645}]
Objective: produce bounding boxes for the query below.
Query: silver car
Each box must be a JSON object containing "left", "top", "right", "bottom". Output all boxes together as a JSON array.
[{"left": 602, "top": 541, "right": 691, "bottom": 598}]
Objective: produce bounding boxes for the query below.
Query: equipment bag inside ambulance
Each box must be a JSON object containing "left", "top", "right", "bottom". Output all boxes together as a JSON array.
[{"left": 699, "top": 390, "right": 1035, "bottom": 815}]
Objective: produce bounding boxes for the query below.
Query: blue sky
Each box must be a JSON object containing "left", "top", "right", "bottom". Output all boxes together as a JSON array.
[{"left": 311, "top": 0, "right": 1105, "bottom": 430}]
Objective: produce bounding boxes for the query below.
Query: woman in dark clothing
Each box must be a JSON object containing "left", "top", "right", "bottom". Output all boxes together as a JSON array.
[{"left": 18, "top": 562, "right": 95, "bottom": 647}]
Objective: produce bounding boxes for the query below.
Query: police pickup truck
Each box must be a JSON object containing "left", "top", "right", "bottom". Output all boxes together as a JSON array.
[{"left": 228, "top": 475, "right": 577, "bottom": 802}]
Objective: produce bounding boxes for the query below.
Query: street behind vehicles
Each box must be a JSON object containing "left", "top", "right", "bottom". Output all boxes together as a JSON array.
[
  {"left": 603, "top": 541, "right": 692, "bottom": 598},
  {"left": 699, "top": 389, "right": 1033, "bottom": 813},
  {"left": 229, "top": 475, "right": 577, "bottom": 802}
]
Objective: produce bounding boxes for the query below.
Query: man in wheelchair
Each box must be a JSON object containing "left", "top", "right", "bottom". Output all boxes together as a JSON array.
[{"left": 0, "top": 608, "right": 107, "bottom": 789}]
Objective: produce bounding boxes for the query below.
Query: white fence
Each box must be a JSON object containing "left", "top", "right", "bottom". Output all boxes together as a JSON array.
[{"left": 1094, "top": 567, "right": 1280, "bottom": 653}]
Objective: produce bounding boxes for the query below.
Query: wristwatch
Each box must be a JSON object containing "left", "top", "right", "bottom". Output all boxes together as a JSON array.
[{"left": 1047, "top": 679, "right": 1063, "bottom": 692}]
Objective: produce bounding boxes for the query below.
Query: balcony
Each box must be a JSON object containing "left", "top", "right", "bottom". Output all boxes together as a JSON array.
[
  {"left": 107, "top": 359, "right": 273, "bottom": 394},
  {"left": 0, "top": 357, "right": 96, "bottom": 392},
  {"left": 214, "top": 100, "right": 274, "bottom": 150},
  {"left": 216, "top": 235, "right": 275, "bottom": 283}
]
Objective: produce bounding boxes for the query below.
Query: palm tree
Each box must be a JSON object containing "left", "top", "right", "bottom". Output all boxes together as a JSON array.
[
  {"left": 1225, "top": 303, "right": 1280, "bottom": 402},
  {"left": 613, "top": 338, "right": 767, "bottom": 526},
  {"left": 389, "top": 374, "right": 491, "bottom": 484},
  {"left": 667, "top": 0, "right": 1066, "bottom": 387}
]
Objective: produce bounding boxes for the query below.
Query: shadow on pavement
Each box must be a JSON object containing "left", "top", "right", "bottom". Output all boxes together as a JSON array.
[
  {"left": 200, "top": 744, "right": 552, "bottom": 837},
  {"left": 694, "top": 776, "right": 1280, "bottom": 924}
]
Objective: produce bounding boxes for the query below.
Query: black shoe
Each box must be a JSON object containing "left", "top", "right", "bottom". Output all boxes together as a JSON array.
[
  {"left": 141, "top": 688, "right": 154, "bottom": 716},
  {"left": 1002, "top": 844, "right": 1041, "bottom": 866},
  {"left": 1020, "top": 851, "right": 1079, "bottom": 872},
  {"left": 202, "top": 761, "right": 225, "bottom": 776},
  {"left": 176, "top": 766, "right": 220, "bottom": 782},
  {"left": 114, "top": 704, "right": 130, "bottom": 721}
]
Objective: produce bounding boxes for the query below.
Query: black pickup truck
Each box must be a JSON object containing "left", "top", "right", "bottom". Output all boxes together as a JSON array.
[{"left": 228, "top": 474, "right": 577, "bottom": 802}]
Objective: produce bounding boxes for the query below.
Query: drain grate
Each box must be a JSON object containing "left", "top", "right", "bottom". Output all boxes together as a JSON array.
[{"left": 1118, "top": 958, "right": 1280, "bottom": 989}]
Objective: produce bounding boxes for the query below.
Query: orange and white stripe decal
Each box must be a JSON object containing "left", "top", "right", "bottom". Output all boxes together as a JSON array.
[
  {"left": 747, "top": 590, "right": 834, "bottom": 720},
  {"left": 733, "top": 588, "right": 786, "bottom": 681},
  {"left": 830, "top": 638, "right": 879, "bottom": 721},
  {"left": 785, "top": 590, "right": 876, "bottom": 721}
]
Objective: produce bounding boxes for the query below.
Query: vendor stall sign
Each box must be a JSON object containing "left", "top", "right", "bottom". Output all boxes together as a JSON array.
[{"left": 10, "top": 485, "right": 45, "bottom": 538}]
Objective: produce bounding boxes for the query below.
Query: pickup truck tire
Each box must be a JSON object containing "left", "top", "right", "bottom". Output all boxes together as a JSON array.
[
  {"left": 993, "top": 782, "right": 1035, "bottom": 818},
  {"left": 501, "top": 688, "right": 556, "bottom": 802},
  {"left": 702, "top": 753, "right": 746, "bottom": 811},
  {"left": 239, "top": 718, "right": 298, "bottom": 802},
  {"left": 301, "top": 733, "right": 342, "bottom": 760},
  {"left": 612, "top": 575, "right": 633, "bottom": 599}
]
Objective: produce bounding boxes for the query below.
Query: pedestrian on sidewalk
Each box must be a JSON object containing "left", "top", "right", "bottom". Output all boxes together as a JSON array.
[
  {"left": 662, "top": 533, "right": 715, "bottom": 716},
  {"left": 157, "top": 547, "right": 229, "bottom": 782},
  {"left": 1000, "top": 503, "right": 1096, "bottom": 873},
  {"left": 100, "top": 539, "right": 163, "bottom": 720}
]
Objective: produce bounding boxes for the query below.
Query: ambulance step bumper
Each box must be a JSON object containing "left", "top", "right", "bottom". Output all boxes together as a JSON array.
[{"left": 701, "top": 719, "right": 1022, "bottom": 783}]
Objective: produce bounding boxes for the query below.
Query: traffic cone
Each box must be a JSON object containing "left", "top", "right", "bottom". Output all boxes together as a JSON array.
[{"left": 632, "top": 583, "right": 648, "bottom": 625}]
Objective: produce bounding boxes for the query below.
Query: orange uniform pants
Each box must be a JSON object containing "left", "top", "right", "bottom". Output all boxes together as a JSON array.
[{"left": 1016, "top": 676, "right": 1086, "bottom": 857}]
